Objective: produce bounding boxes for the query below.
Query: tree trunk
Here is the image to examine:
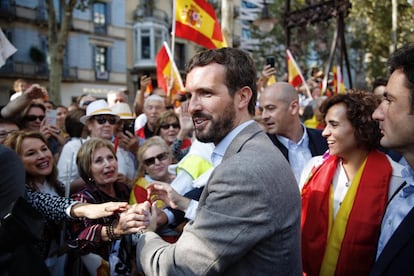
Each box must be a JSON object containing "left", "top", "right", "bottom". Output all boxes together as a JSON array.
[{"left": 45, "top": 0, "right": 77, "bottom": 105}]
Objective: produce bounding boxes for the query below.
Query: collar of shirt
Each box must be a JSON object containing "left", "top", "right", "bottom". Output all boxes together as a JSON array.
[
  {"left": 276, "top": 124, "right": 309, "bottom": 149},
  {"left": 399, "top": 157, "right": 414, "bottom": 197},
  {"left": 211, "top": 120, "right": 254, "bottom": 167}
]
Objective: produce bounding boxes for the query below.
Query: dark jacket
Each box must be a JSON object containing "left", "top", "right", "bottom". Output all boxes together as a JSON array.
[
  {"left": 267, "top": 127, "right": 328, "bottom": 161},
  {"left": 370, "top": 206, "right": 414, "bottom": 276}
]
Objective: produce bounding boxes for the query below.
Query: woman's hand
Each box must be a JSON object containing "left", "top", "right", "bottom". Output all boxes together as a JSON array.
[{"left": 71, "top": 201, "right": 129, "bottom": 219}]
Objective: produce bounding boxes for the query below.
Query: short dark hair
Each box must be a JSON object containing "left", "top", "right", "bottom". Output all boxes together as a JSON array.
[
  {"left": 388, "top": 45, "right": 414, "bottom": 111},
  {"left": 372, "top": 77, "right": 387, "bottom": 92},
  {"left": 186, "top": 48, "right": 257, "bottom": 115},
  {"left": 65, "top": 108, "right": 86, "bottom": 138},
  {"left": 320, "top": 90, "right": 382, "bottom": 151}
]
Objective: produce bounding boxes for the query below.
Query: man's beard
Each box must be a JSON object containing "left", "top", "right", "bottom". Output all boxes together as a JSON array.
[{"left": 193, "top": 102, "right": 235, "bottom": 145}]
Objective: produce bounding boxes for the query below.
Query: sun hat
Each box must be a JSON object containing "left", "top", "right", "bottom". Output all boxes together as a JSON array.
[
  {"left": 79, "top": 99, "right": 120, "bottom": 124},
  {"left": 111, "top": 102, "right": 136, "bottom": 120}
]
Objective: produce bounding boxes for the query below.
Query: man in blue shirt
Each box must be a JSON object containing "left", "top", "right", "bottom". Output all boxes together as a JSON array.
[{"left": 371, "top": 44, "right": 414, "bottom": 275}]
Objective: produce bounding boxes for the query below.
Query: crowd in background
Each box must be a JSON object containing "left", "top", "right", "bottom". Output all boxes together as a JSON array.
[{"left": 0, "top": 44, "right": 413, "bottom": 275}]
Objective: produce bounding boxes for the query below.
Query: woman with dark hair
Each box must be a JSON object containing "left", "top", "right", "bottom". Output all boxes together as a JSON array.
[
  {"left": 154, "top": 109, "right": 192, "bottom": 162},
  {"left": 300, "top": 90, "right": 405, "bottom": 276},
  {"left": 19, "top": 102, "right": 66, "bottom": 159}
]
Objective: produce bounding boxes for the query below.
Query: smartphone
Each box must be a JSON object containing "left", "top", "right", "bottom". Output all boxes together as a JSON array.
[
  {"left": 45, "top": 109, "right": 57, "bottom": 126},
  {"left": 266, "top": 56, "right": 275, "bottom": 68},
  {"left": 123, "top": 121, "right": 135, "bottom": 135}
]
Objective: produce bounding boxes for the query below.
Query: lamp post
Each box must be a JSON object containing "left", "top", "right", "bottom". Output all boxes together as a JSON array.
[{"left": 253, "top": 0, "right": 276, "bottom": 33}]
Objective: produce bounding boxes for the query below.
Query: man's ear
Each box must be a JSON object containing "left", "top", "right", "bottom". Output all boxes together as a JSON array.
[{"left": 236, "top": 86, "right": 252, "bottom": 110}]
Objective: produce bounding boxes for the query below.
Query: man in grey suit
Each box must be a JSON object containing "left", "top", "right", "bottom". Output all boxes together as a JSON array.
[{"left": 126, "top": 48, "right": 302, "bottom": 275}]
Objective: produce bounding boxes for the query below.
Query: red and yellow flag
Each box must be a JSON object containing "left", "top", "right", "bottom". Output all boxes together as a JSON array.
[
  {"left": 333, "top": 65, "right": 346, "bottom": 94},
  {"left": 286, "top": 49, "right": 311, "bottom": 98},
  {"left": 175, "top": 0, "right": 227, "bottom": 49},
  {"left": 286, "top": 49, "right": 305, "bottom": 88},
  {"left": 156, "top": 42, "right": 185, "bottom": 98}
]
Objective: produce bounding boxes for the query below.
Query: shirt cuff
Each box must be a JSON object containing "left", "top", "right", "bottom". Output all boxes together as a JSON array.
[
  {"left": 164, "top": 208, "right": 175, "bottom": 225},
  {"left": 185, "top": 200, "right": 198, "bottom": 220},
  {"left": 66, "top": 201, "right": 79, "bottom": 218}
]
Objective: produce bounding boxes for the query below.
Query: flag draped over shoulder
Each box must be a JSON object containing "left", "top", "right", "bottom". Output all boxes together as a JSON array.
[
  {"left": 156, "top": 42, "right": 185, "bottom": 98},
  {"left": 175, "top": 0, "right": 227, "bottom": 49}
]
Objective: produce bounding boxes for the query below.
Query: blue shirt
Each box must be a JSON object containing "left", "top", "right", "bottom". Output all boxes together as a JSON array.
[
  {"left": 276, "top": 125, "right": 312, "bottom": 184},
  {"left": 376, "top": 157, "right": 414, "bottom": 259},
  {"left": 211, "top": 120, "right": 254, "bottom": 167}
]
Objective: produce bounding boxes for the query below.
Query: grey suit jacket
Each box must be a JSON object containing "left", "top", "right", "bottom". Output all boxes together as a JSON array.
[{"left": 137, "top": 122, "right": 302, "bottom": 275}]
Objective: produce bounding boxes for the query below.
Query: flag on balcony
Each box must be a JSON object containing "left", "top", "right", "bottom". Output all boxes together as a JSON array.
[
  {"left": 286, "top": 49, "right": 311, "bottom": 98},
  {"left": 0, "top": 28, "right": 17, "bottom": 68},
  {"left": 174, "top": 0, "right": 227, "bottom": 49},
  {"left": 156, "top": 42, "right": 185, "bottom": 99},
  {"left": 333, "top": 65, "right": 346, "bottom": 94}
]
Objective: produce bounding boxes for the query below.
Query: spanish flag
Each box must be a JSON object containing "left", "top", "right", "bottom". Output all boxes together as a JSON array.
[
  {"left": 174, "top": 0, "right": 227, "bottom": 49},
  {"left": 333, "top": 65, "right": 346, "bottom": 94},
  {"left": 156, "top": 42, "right": 185, "bottom": 98},
  {"left": 286, "top": 49, "right": 311, "bottom": 98}
]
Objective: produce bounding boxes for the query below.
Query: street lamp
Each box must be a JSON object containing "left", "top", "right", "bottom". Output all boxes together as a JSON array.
[{"left": 253, "top": 0, "right": 276, "bottom": 33}]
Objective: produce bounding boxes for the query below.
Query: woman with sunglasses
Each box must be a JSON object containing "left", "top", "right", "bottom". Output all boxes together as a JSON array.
[
  {"left": 20, "top": 102, "right": 66, "bottom": 160},
  {"left": 57, "top": 100, "right": 135, "bottom": 191},
  {"left": 130, "top": 136, "right": 179, "bottom": 242},
  {"left": 154, "top": 109, "right": 193, "bottom": 162}
]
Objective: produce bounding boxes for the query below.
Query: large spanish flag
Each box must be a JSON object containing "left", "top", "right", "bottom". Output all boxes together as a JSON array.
[
  {"left": 175, "top": 0, "right": 227, "bottom": 49},
  {"left": 156, "top": 42, "right": 185, "bottom": 98}
]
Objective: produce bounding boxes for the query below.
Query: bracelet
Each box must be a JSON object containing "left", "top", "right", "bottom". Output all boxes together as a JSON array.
[{"left": 106, "top": 221, "right": 121, "bottom": 242}]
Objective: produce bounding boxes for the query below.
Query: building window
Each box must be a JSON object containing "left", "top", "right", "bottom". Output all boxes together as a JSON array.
[
  {"left": 93, "top": 2, "right": 107, "bottom": 34},
  {"left": 134, "top": 22, "right": 169, "bottom": 67},
  {"left": 94, "top": 46, "right": 109, "bottom": 80},
  {"left": 174, "top": 42, "right": 186, "bottom": 71}
]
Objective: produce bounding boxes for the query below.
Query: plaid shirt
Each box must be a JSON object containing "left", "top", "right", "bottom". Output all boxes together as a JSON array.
[{"left": 69, "top": 181, "right": 130, "bottom": 260}]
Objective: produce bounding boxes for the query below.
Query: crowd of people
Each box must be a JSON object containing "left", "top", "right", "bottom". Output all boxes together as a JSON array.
[{"left": 0, "top": 44, "right": 414, "bottom": 276}]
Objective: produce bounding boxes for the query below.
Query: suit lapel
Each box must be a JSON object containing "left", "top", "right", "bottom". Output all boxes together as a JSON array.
[
  {"left": 373, "top": 206, "right": 414, "bottom": 274},
  {"left": 224, "top": 122, "right": 262, "bottom": 162}
]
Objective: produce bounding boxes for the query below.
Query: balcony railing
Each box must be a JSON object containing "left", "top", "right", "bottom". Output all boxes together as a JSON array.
[{"left": 0, "top": 62, "right": 78, "bottom": 80}]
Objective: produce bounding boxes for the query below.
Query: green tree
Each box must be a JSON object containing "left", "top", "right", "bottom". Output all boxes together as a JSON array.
[{"left": 347, "top": 0, "right": 414, "bottom": 86}]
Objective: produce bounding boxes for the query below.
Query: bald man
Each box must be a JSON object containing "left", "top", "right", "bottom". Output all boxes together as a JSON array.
[{"left": 259, "top": 82, "right": 327, "bottom": 183}]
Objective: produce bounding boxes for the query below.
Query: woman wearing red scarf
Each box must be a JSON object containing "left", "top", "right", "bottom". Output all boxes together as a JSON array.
[{"left": 300, "top": 90, "right": 404, "bottom": 276}]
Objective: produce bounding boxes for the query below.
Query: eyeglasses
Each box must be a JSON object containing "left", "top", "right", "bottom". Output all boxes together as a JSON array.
[
  {"left": 0, "top": 130, "right": 17, "bottom": 137},
  {"left": 143, "top": 152, "right": 169, "bottom": 166},
  {"left": 93, "top": 115, "right": 118, "bottom": 125},
  {"left": 159, "top": 123, "right": 180, "bottom": 130},
  {"left": 25, "top": 115, "right": 45, "bottom": 122}
]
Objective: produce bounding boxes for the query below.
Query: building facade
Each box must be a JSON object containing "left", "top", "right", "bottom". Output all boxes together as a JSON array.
[{"left": 0, "top": 0, "right": 252, "bottom": 107}]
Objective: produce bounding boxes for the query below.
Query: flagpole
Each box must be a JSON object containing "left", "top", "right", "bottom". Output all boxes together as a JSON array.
[{"left": 168, "top": 0, "right": 178, "bottom": 102}]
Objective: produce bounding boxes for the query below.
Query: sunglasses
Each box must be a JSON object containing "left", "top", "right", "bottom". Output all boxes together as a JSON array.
[
  {"left": 93, "top": 115, "right": 118, "bottom": 125},
  {"left": 143, "top": 152, "right": 169, "bottom": 166},
  {"left": 25, "top": 115, "right": 45, "bottom": 122},
  {"left": 160, "top": 123, "right": 180, "bottom": 130}
]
